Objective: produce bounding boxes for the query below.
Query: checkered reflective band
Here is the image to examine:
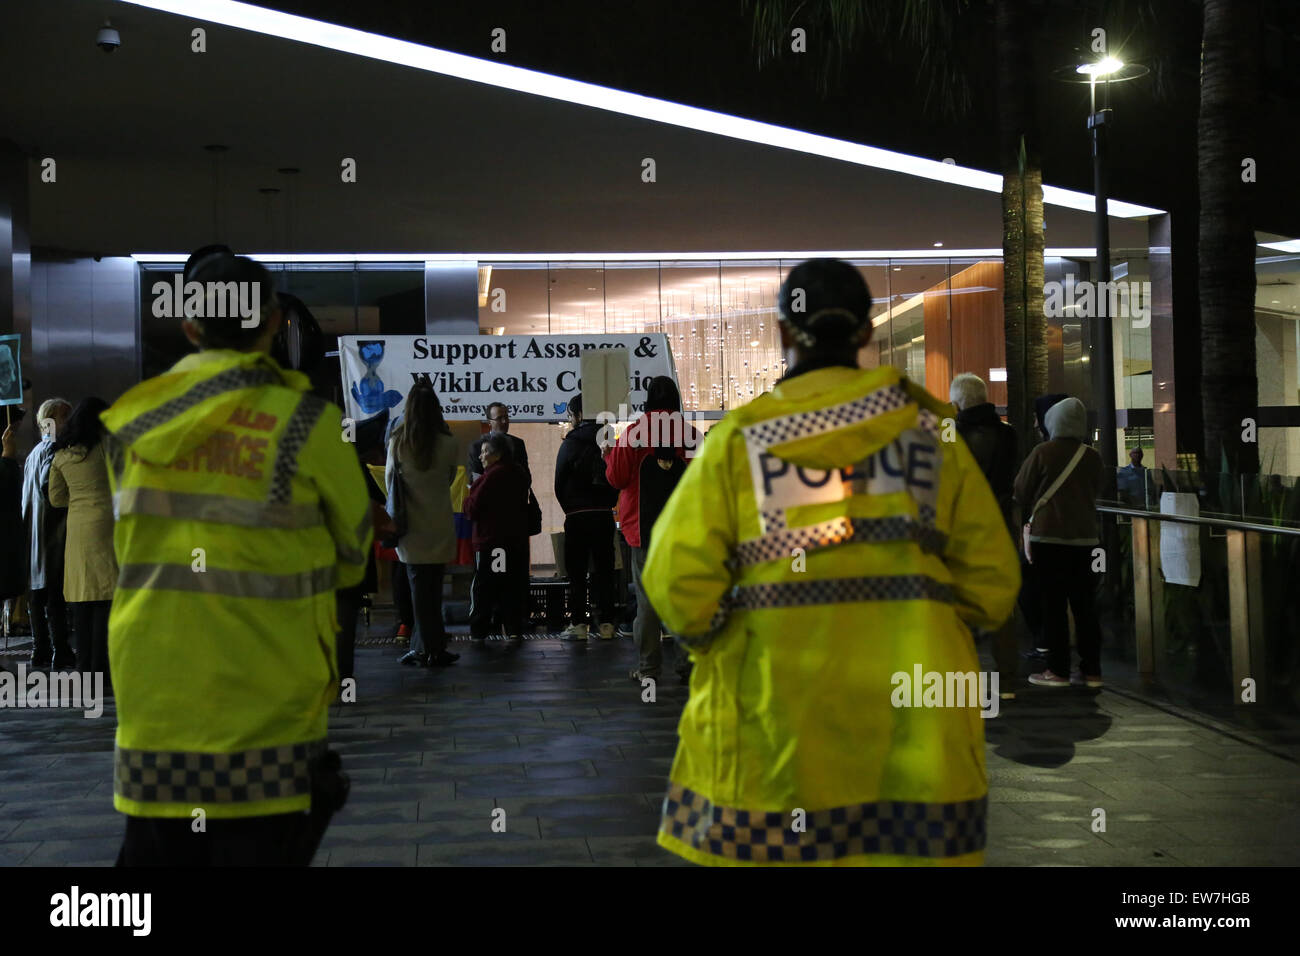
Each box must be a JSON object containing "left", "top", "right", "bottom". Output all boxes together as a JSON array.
[
  {"left": 114, "top": 366, "right": 282, "bottom": 447},
  {"left": 727, "top": 574, "right": 955, "bottom": 611},
  {"left": 268, "top": 394, "right": 327, "bottom": 505},
  {"left": 732, "top": 516, "right": 949, "bottom": 567},
  {"left": 661, "top": 783, "right": 986, "bottom": 861},
  {"left": 742, "top": 384, "right": 910, "bottom": 452},
  {"left": 115, "top": 741, "right": 325, "bottom": 805}
]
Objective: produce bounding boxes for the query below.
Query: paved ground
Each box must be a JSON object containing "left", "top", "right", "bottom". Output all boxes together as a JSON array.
[{"left": 2, "top": 624, "right": 1298, "bottom": 867}]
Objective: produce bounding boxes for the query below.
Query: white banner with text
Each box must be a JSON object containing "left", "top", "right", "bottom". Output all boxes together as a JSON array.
[{"left": 338, "top": 333, "right": 676, "bottom": 424}]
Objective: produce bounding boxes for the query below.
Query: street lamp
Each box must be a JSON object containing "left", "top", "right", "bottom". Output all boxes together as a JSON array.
[{"left": 1079, "top": 55, "right": 1124, "bottom": 477}]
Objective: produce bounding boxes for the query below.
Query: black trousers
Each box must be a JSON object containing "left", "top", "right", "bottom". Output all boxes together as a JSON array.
[
  {"left": 30, "top": 585, "right": 71, "bottom": 666},
  {"left": 392, "top": 559, "right": 414, "bottom": 628},
  {"left": 469, "top": 543, "right": 528, "bottom": 638},
  {"left": 407, "top": 562, "right": 447, "bottom": 656},
  {"left": 1034, "top": 543, "right": 1102, "bottom": 677},
  {"left": 70, "top": 600, "right": 111, "bottom": 689},
  {"left": 116, "top": 812, "right": 315, "bottom": 867},
  {"left": 336, "top": 586, "right": 362, "bottom": 682},
  {"left": 564, "top": 511, "right": 616, "bottom": 627}
]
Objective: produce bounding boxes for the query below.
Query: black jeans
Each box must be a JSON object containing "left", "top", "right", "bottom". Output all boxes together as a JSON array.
[
  {"left": 392, "top": 559, "right": 414, "bottom": 628},
  {"left": 1034, "top": 543, "right": 1102, "bottom": 677},
  {"left": 116, "top": 812, "right": 315, "bottom": 866},
  {"left": 30, "top": 585, "right": 71, "bottom": 666},
  {"left": 70, "top": 600, "right": 111, "bottom": 690},
  {"left": 564, "top": 511, "right": 616, "bottom": 627},
  {"left": 469, "top": 543, "right": 528, "bottom": 638},
  {"left": 406, "top": 562, "right": 447, "bottom": 656},
  {"left": 336, "top": 586, "right": 362, "bottom": 682}
]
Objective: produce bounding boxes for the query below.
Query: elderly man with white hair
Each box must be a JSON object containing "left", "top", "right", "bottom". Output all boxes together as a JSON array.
[
  {"left": 22, "top": 397, "right": 75, "bottom": 668},
  {"left": 950, "top": 373, "right": 1020, "bottom": 698}
]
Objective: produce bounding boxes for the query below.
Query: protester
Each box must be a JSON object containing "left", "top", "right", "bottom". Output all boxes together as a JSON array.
[
  {"left": 1014, "top": 396, "right": 1105, "bottom": 688},
  {"left": 1020, "top": 392, "right": 1070, "bottom": 659},
  {"left": 467, "top": 402, "right": 529, "bottom": 485},
  {"left": 1117, "top": 447, "right": 1148, "bottom": 504},
  {"left": 21, "top": 398, "right": 73, "bottom": 669},
  {"left": 641, "top": 258, "right": 1019, "bottom": 866},
  {"left": 101, "top": 250, "right": 370, "bottom": 866},
  {"left": 555, "top": 393, "right": 619, "bottom": 641},
  {"left": 606, "top": 376, "right": 701, "bottom": 681},
  {"left": 1, "top": 420, "right": 25, "bottom": 621},
  {"left": 464, "top": 432, "right": 529, "bottom": 641},
  {"left": 336, "top": 410, "right": 390, "bottom": 684},
  {"left": 387, "top": 381, "right": 460, "bottom": 667},
  {"left": 951, "top": 372, "right": 1019, "bottom": 698},
  {"left": 48, "top": 398, "right": 117, "bottom": 691}
]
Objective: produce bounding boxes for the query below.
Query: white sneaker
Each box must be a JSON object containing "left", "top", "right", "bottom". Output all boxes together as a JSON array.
[
  {"left": 598, "top": 623, "right": 615, "bottom": 641},
  {"left": 562, "top": 624, "right": 589, "bottom": 641}
]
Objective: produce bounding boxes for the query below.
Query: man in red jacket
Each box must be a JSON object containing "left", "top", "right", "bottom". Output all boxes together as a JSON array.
[{"left": 604, "top": 377, "right": 702, "bottom": 680}]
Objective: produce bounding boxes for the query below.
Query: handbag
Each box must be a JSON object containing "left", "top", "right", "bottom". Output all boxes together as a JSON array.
[
  {"left": 526, "top": 488, "right": 543, "bottom": 537},
  {"left": 386, "top": 454, "right": 409, "bottom": 546},
  {"left": 1022, "top": 444, "right": 1087, "bottom": 564}
]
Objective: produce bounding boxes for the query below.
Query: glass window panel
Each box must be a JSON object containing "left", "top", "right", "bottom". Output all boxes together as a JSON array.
[
  {"left": 604, "top": 262, "right": 660, "bottom": 335},
  {"left": 547, "top": 262, "right": 606, "bottom": 335},
  {"left": 660, "top": 261, "right": 722, "bottom": 411},
  {"left": 356, "top": 268, "right": 423, "bottom": 335},
  {"left": 721, "top": 260, "right": 783, "bottom": 406},
  {"left": 477, "top": 262, "right": 548, "bottom": 335}
]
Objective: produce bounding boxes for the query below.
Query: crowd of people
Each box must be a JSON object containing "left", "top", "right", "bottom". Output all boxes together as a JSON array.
[{"left": 0, "top": 247, "right": 1116, "bottom": 867}]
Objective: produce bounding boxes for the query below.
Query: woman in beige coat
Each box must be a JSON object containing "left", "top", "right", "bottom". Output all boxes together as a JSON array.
[
  {"left": 386, "top": 382, "right": 460, "bottom": 667},
  {"left": 48, "top": 397, "right": 118, "bottom": 686}
]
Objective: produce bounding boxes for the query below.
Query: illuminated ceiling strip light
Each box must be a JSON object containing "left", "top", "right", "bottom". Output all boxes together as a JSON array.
[
  {"left": 1259, "top": 239, "right": 1300, "bottom": 253},
  {"left": 120, "top": 0, "right": 1162, "bottom": 219},
  {"left": 133, "top": 248, "right": 1099, "bottom": 263}
]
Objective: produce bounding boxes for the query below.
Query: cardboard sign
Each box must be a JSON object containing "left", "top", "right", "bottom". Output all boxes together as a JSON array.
[
  {"left": 580, "top": 347, "right": 630, "bottom": 421},
  {"left": 0, "top": 333, "right": 22, "bottom": 407}
]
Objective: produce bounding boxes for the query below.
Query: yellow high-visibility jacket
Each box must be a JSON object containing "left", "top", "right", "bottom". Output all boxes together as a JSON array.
[
  {"left": 642, "top": 365, "right": 1020, "bottom": 866},
  {"left": 100, "top": 349, "right": 372, "bottom": 819}
]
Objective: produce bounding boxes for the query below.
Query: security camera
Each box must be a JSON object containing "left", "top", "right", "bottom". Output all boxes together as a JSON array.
[{"left": 96, "top": 22, "right": 120, "bottom": 53}]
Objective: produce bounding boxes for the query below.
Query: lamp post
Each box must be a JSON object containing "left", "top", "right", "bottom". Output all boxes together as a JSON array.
[{"left": 1077, "top": 56, "right": 1124, "bottom": 475}]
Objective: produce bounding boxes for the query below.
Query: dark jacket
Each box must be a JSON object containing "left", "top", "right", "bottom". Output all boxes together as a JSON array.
[
  {"left": 637, "top": 451, "right": 686, "bottom": 551},
  {"left": 468, "top": 432, "right": 529, "bottom": 487},
  {"left": 1013, "top": 398, "right": 1104, "bottom": 546},
  {"left": 0, "top": 456, "right": 24, "bottom": 600},
  {"left": 956, "top": 402, "right": 1018, "bottom": 529},
  {"left": 555, "top": 420, "right": 618, "bottom": 514},
  {"left": 464, "top": 460, "right": 529, "bottom": 551}
]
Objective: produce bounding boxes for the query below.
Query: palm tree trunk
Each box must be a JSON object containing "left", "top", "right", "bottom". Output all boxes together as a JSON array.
[
  {"left": 996, "top": 0, "right": 1047, "bottom": 455},
  {"left": 1198, "top": 0, "right": 1260, "bottom": 476}
]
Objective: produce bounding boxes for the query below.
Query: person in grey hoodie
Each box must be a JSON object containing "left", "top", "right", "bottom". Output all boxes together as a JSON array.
[{"left": 1013, "top": 397, "right": 1105, "bottom": 688}]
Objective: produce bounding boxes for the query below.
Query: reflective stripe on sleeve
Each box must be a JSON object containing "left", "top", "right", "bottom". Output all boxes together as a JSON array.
[
  {"left": 115, "top": 486, "right": 323, "bottom": 530},
  {"left": 268, "top": 394, "right": 327, "bottom": 505},
  {"left": 732, "top": 516, "right": 948, "bottom": 567},
  {"left": 113, "top": 367, "right": 281, "bottom": 446},
  {"left": 660, "top": 782, "right": 986, "bottom": 862},
  {"left": 117, "top": 563, "right": 336, "bottom": 599},
  {"left": 115, "top": 740, "right": 325, "bottom": 806}
]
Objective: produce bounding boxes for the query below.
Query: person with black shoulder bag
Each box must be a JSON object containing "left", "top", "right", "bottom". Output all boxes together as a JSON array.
[{"left": 1013, "top": 397, "right": 1106, "bottom": 689}]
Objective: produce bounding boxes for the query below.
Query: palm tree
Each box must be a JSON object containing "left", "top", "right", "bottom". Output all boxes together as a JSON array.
[
  {"left": 744, "top": 0, "right": 1047, "bottom": 454},
  {"left": 1197, "top": 0, "right": 1259, "bottom": 477}
]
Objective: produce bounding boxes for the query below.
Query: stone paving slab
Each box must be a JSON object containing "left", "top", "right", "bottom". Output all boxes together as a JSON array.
[{"left": 2, "top": 627, "right": 1298, "bottom": 866}]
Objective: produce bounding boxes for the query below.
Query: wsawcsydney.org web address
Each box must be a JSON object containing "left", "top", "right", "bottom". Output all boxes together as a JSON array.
[{"left": 1114, "top": 916, "right": 1250, "bottom": 929}]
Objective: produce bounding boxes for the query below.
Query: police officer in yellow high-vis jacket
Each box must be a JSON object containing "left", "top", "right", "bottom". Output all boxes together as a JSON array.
[
  {"left": 643, "top": 259, "right": 1020, "bottom": 867},
  {"left": 101, "top": 251, "right": 371, "bottom": 866}
]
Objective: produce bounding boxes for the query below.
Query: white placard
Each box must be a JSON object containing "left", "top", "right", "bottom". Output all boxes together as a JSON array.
[
  {"left": 339, "top": 333, "right": 676, "bottom": 424},
  {"left": 1159, "top": 491, "right": 1202, "bottom": 587}
]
